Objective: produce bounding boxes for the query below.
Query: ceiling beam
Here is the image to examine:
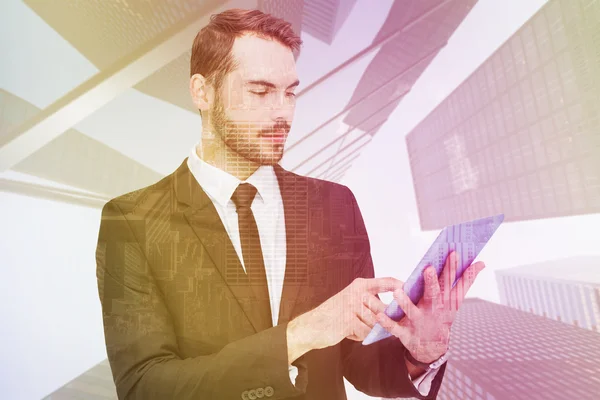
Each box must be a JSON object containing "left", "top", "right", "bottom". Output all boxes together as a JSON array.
[
  {"left": 325, "top": 144, "right": 365, "bottom": 171},
  {"left": 329, "top": 168, "right": 351, "bottom": 183},
  {"left": 306, "top": 122, "right": 382, "bottom": 176},
  {"left": 0, "top": 178, "right": 109, "bottom": 209},
  {"left": 310, "top": 145, "right": 362, "bottom": 178},
  {"left": 285, "top": 42, "right": 446, "bottom": 155},
  {"left": 320, "top": 155, "right": 360, "bottom": 180},
  {"left": 291, "top": 97, "right": 397, "bottom": 173},
  {"left": 0, "top": 0, "right": 255, "bottom": 172}
]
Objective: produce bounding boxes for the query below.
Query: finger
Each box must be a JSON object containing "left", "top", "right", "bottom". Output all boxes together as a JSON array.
[
  {"left": 348, "top": 316, "right": 373, "bottom": 341},
  {"left": 454, "top": 261, "right": 485, "bottom": 300},
  {"left": 450, "top": 261, "right": 485, "bottom": 311},
  {"left": 364, "top": 277, "right": 404, "bottom": 294},
  {"left": 393, "top": 288, "right": 423, "bottom": 320},
  {"left": 357, "top": 304, "right": 378, "bottom": 328},
  {"left": 376, "top": 312, "right": 412, "bottom": 346},
  {"left": 362, "top": 293, "right": 388, "bottom": 315},
  {"left": 438, "top": 251, "right": 458, "bottom": 306},
  {"left": 422, "top": 266, "right": 442, "bottom": 309}
]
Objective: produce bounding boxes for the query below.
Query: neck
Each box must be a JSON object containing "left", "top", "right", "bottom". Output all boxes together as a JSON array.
[{"left": 198, "top": 130, "right": 260, "bottom": 181}]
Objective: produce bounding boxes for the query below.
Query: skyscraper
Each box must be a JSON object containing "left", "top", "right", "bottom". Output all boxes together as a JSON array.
[
  {"left": 496, "top": 256, "right": 600, "bottom": 332},
  {"left": 343, "top": 0, "right": 478, "bottom": 138},
  {"left": 406, "top": 0, "right": 600, "bottom": 230},
  {"left": 395, "top": 298, "right": 600, "bottom": 400},
  {"left": 316, "top": 0, "right": 477, "bottom": 179},
  {"left": 301, "top": 0, "right": 358, "bottom": 45}
]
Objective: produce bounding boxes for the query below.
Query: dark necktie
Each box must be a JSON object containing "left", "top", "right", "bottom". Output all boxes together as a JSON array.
[{"left": 231, "top": 183, "right": 273, "bottom": 330}]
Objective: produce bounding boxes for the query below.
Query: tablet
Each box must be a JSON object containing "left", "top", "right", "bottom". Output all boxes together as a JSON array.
[{"left": 362, "top": 213, "right": 504, "bottom": 345}]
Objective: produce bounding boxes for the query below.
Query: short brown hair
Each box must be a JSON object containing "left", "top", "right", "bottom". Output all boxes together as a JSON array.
[{"left": 190, "top": 8, "right": 302, "bottom": 89}]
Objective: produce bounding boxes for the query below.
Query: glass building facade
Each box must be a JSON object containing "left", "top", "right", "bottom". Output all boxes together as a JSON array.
[
  {"left": 406, "top": 0, "right": 600, "bottom": 230},
  {"left": 398, "top": 298, "right": 600, "bottom": 400},
  {"left": 496, "top": 256, "right": 600, "bottom": 332}
]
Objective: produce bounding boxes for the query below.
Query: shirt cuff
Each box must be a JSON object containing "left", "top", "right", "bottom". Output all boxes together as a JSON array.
[
  {"left": 288, "top": 365, "right": 299, "bottom": 386},
  {"left": 408, "top": 361, "right": 446, "bottom": 396}
]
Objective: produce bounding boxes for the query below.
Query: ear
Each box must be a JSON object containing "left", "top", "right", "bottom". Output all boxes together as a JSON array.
[{"left": 190, "top": 73, "right": 212, "bottom": 112}]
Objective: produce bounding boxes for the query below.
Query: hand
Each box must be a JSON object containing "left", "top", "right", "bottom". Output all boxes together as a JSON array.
[
  {"left": 287, "top": 277, "right": 403, "bottom": 363},
  {"left": 376, "top": 251, "right": 485, "bottom": 364}
]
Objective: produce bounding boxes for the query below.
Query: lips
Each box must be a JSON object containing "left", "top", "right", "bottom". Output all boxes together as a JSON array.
[
  {"left": 260, "top": 133, "right": 286, "bottom": 143},
  {"left": 261, "top": 129, "right": 287, "bottom": 137},
  {"left": 262, "top": 129, "right": 287, "bottom": 135},
  {"left": 261, "top": 133, "right": 286, "bottom": 137}
]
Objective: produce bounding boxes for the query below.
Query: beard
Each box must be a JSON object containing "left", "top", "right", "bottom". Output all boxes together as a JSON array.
[{"left": 210, "top": 91, "right": 288, "bottom": 166}]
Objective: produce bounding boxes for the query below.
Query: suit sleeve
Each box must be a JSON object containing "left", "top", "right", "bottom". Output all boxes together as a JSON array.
[
  {"left": 96, "top": 201, "right": 308, "bottom": 400},
  {"left": 339, "top": 188, "right": 447, "bottom": 399}
]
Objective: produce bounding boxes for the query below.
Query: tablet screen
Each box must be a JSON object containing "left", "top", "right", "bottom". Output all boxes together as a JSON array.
[{"left": 362, "top": 213, "right": 504, "bottom": 345}]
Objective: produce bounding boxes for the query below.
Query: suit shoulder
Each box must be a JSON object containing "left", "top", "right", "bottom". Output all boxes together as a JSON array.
[
  {"left": 301, "top": 174, "right": 354, "bottom": 199},
  {"left": 101, "top": 172, "right": 172, "bottom": 217}
]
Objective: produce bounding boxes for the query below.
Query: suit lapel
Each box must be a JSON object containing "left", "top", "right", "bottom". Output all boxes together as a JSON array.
[
  {"left": 173, "top": 158, "right": 310, "bottom": 331},
  {"left": 174, "top": 158, "right": 269, "bottom": 333},
  {"left": 273, "top": 164, "right": 309, "bottom": 324}
]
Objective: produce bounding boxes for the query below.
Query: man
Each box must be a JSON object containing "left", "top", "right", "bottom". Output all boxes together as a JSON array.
[{"left": 95, "top": 8, "right": 485, "bottom": 400}]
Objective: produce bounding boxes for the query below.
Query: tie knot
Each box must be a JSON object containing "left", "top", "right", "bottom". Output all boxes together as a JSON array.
[{"left": 231, "top": 183, "right": 258, "bottom": 211}]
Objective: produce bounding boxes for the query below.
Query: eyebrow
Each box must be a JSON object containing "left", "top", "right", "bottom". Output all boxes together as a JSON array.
[{"left": 245, "top": 79, "right": 300, "bottom": 90}]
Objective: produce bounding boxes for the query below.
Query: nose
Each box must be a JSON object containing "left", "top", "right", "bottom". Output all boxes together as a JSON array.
[{"left": 269, "top": 91, "right": 295, "bottom": 122}]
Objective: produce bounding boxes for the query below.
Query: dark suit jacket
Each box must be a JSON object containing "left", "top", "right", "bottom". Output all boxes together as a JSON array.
[{"left": 95, "top": 158, "right": 446, "bottom": 399}]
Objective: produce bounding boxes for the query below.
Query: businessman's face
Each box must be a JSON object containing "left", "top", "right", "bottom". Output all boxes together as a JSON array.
[{"left": 210, "top": 34, "right": 299, "bottom": 166}]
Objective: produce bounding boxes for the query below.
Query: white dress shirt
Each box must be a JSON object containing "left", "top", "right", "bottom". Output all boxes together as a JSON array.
[{"left": 187, "top": 142, "right": 440, "bottom": 395}]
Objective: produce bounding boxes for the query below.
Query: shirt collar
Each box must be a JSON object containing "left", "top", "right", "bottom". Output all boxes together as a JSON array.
[{"left": 187, "top": 142, "right": 279, "bottom": 208}]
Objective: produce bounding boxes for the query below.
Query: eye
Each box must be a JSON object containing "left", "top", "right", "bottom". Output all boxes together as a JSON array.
[
  {"left": 250, "top": 91, "right": 268, "bottom": 96},
  {"left": 286, "top": 92, "right": 296, "bottom": 98}
]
